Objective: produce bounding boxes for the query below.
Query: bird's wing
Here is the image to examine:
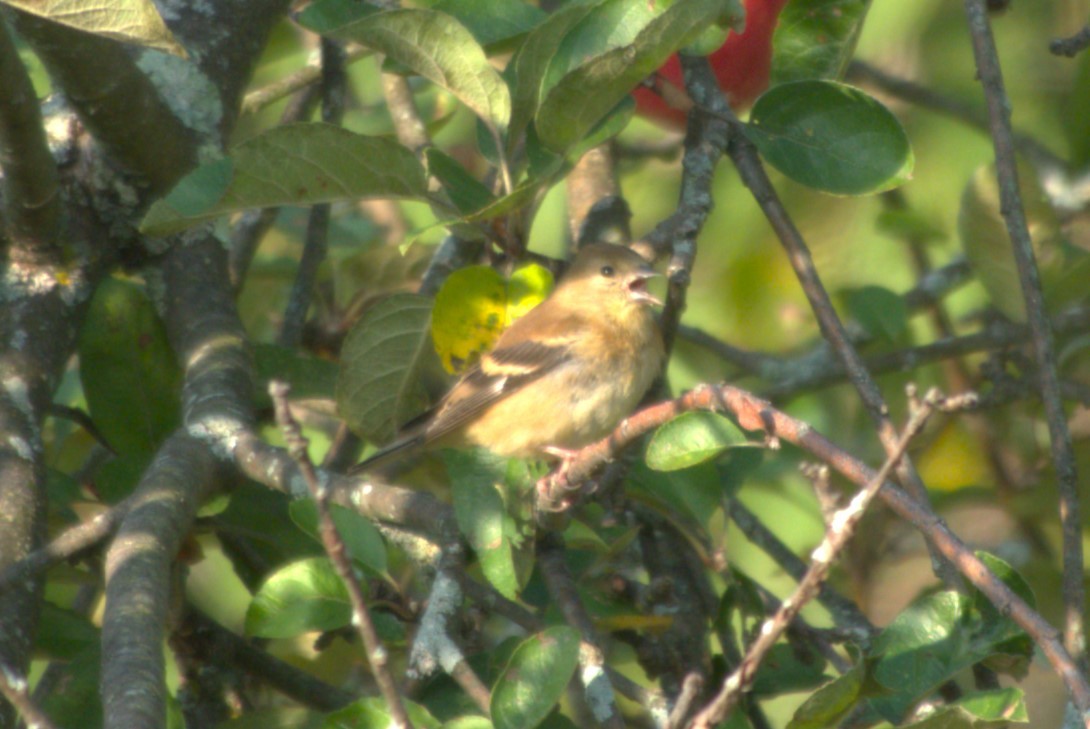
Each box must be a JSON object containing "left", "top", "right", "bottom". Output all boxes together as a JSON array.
[{"left": 422, "top": 337, "right": 575, "bottom": 443}]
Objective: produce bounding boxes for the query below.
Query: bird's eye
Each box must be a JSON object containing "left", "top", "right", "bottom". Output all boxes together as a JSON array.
[{"left": 600, "top": 265, "right": 615, "bottom": 277}]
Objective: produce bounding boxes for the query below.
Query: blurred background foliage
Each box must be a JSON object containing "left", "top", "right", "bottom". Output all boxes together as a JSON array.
[
  {"left": 237, "top": 1, "right": 1085, "bottom": 721},
  {"left": 23, "top": 0, "right": 1090, "bottom": 726}
]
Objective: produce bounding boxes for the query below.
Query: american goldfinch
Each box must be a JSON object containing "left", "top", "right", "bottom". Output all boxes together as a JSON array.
[{"left": 351, "top": 243, "right": 664, "bottom": 474}]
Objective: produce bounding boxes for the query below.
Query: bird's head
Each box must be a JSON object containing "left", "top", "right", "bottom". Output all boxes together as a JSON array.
[{"left": 560, "top": 243, "right": 663, "bottom": 308}]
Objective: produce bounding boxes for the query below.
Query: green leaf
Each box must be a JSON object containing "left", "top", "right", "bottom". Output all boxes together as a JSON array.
[
  {"left": 310, "top": 8, "right": 511, "bottom": 134},
  {"left": 536, "top": 0, "right": 744, "bottom": 152},
  {"left": 749, "top": 643, "right": 828, "bottom": 696},
  {"left": 41, "top": 647, "right": 102, "bottom": 729},
  {"left": 426, "top": 148, "right": 497, "bottom": 216},
  {"left": 441, "top": 718, "right": 494, "bottom": 729},
  {"left": 646, "top": 411, "right": 749, "bottom": 471},
  {"left": 508, "top": 2, "right": 600, "bottom": 155},
  {"left": 841, "top": 285, "right": 908, "bottom": 342},
  {"left": 491, "top": 626, "right": 581, "bottom": 729},
  {"left": 969, "top": 552, "right": 1034, "bottom": 678},
  {"left": 431, "top": 264, "right": 553, "bottom": 374},
  {"left": 323, "top": 697, "right": 442, "bottom": 729},
  {"left": 746, "top": 80, "right": 913, "bottom": 195},
  {"left": 78, "top": 277, "right": 182, "bottom": 457},
  {"left": 432, "top": 0, "right": 546, "bottom": 50},
  {"left": 771, "top": 0, "right": 871, "bottom": 85},
  {"left": 2, "top": 0, "right": 187, "bottom": 56},
  {"left": 900, "top": 688, "right": 1028, "bottom": 728},
  {"left": 35, "top": 602, "right": 99, "bottom": 660},
  {"left": 294, "top": 0, "right": 381, "bottom": 34},
  {"left": 141, "top": 124, "right": 428, "bottom": 235},
  {"left": 788, "top": 649, "right": 866, "bottom": 729},
  {"left": 869, "top": 591, "right": 972, "bottom": 722},
  {"left": 444, "top": 449, "right": 534, "bottom": 600},
  {"left": 288, "top": 500, "right": 388, "bottom": 576},
  {"left": 216, "top": 483, "right": 323, "bottom": 591},
  {"left": 629, "top": 460, "right": 725, "bottom": 527},
  {"left": 337, "top": 293, "right": 435, "bottom": 443},
  {"left": 245, "top": 557, "right": 352, "bottom": 639},
  {"left": 253, "top": 343, "right": 339, "bottom": 406}
]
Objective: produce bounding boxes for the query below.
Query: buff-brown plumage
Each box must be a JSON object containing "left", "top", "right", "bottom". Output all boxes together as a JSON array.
[{"left": 350, "top": 243, "right": 664, "bottom": 474}]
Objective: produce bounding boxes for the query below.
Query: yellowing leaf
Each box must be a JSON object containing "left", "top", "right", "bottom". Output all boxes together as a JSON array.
[
  {"left": 431, "top": 263, "right": 553, "bottom": 373},
  {"left": 917, "top": 420, "right": 991, "bottom": 493}
]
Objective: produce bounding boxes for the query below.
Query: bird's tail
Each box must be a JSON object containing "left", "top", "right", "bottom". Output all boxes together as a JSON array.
[{"left": 347, "top": 433, "right": 427, "bottom": 476}]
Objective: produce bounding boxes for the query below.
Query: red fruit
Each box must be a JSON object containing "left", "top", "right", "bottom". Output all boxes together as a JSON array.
[{"left": 633, "top": 0, "right": 790, "bottom": 127}]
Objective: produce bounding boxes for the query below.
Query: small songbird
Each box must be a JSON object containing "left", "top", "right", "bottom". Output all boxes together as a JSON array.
[{"left": 350, "top": 243, "right": 665, "bottom": 475}]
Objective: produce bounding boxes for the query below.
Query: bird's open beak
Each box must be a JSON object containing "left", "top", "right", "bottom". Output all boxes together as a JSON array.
[{"left": 627, "top": 268, "right": 663, "bottom": 306}]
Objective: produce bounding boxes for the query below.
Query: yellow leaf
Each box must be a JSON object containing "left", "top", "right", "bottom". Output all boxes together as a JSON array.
[{"left": 431, "top": 263, "right": 553, "bottom": 374}]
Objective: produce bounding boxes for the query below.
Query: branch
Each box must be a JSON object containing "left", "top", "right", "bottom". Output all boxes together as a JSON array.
[
  {"left": 538, "top": 534, "right": 626, "bottom": 729},
  {"left": 724, "top": 499, "right": 876, "bottom": 641},
  {"left": 689, "top": 388, "right": 938, "bottom": 727},
  {"left": 101, "top": 433, "right": 222, "bottom": 729},
  {"left": 270, "top": 381, "right": 414, "bottom": 728},
  {"left": 0, "top": 664, "right": 56, "bottom": 729},
  {"left": 279, "top": 40, "right": 346, "bottom": 348},
  {"left": 0, "top": 17, "right": 60, "bottom": 260},
  {"left": 639, "top": 55, "right": 730, "bottom": 357},
  {"left": 539, "top": 383, "right": 1090, "bottom": 714},
  {"left": 568, "top": 145, "right": 624, "bottom": 245},
  {"left": 1051, "top": 23, "right": 1090, "bottom": 57},
  {"left": 241, "top": 45, "right": 369, "bottom": 116},
  {"left": 964, "top": 0, "right": 1087, "bottom": 671},
  {"left": 846, "top": 60, "right": 1064, "bottom": 172},
  {"left": 180, "top": 606, "right": 355, "bottom": 711},
  {"left": 694, "top": 57, "right": 957, "bottom": 586},
  {"left": 9, "top": 10, "right": 197, "bottom": 194}
]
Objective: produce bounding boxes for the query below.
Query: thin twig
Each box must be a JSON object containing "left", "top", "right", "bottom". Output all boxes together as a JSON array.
[
  {"left": 964, "top": 0, "right": 1087, "bottom": 672},
  {"left": 846, "top": 60, "right": 1064, "bottom": 171},
  {"left": 724, "top": 499, "right": 876, "bottom": 642},
  {"left": 1051, "top": 23, "right": 1090, "bottom": 57},
  {"left": 694, "top": 57, "right": 957, "bottom": 587},
  {"left": 241, "top": 45, "right": 368, "bottom": 115},
  {"left": 689, "top": 388, "right": 938, "bottom": 727},
  {"left": 0, "top": 664, "right": 57, "bottom": 729},
  {"left": 269, "top": 381, "right": 413, "bottom": 729},
  {"left": 538, "top": 383, "right": 1090, "bottom": 715},
  {"left": 0, "top": 498, "right": 131, "bottom": 591},
  {"left": 538, "top": 534, "right": 626, "bottom": 729},
  {"left": 279, "top": 40, "right": 346, "bottom": 348}
]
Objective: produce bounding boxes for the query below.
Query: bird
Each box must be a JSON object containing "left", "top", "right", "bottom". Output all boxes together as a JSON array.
[{"left": 349, "top": 242, "right": 665, "bottom": 476}]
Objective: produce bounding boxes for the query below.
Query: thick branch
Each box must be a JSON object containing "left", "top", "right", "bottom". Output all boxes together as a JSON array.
[
  {"left": 9, "top": 11, "right": 196, "bottom": 194},
  {"left": 101, "top": 433, "right": 222, "bottom": 729}
]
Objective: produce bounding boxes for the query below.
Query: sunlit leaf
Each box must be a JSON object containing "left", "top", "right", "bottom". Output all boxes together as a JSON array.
[
  {"left": 289, "top": 501, "right": 388, "bottom": 576},
  {"left": 646, "top": 411, "right": 749, "bottom": 471},
  {"left": 431, "top": 264, "right": 553, "bottom": 374},
  {"left": 536, "top": 0, "right": 744, "bottom": 152},
  {"left": 141, "top": 123, "right": 428, "bottom": 235},
  {"left": 308, "top": 8, "right": 511, "bottom": 134},
  {"left": 772, "top": 0, "right": 871, "bottom": 85},
  {"left": 491, "top": 626, "right": 581, "bottom": 729},
  {"left": 245, "top": 557, "right": 351, "bottom": 639},
  {"left": 1, "top": 0, "right": 187, "bottom": 56}
]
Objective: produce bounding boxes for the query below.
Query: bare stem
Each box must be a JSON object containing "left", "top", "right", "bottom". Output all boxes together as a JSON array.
[
  {"left": 964, "top": 0, "right": 1087, "bottom": 670},
  {"left": 269, "top": 381, "right": 413, "bottom": 728}
]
